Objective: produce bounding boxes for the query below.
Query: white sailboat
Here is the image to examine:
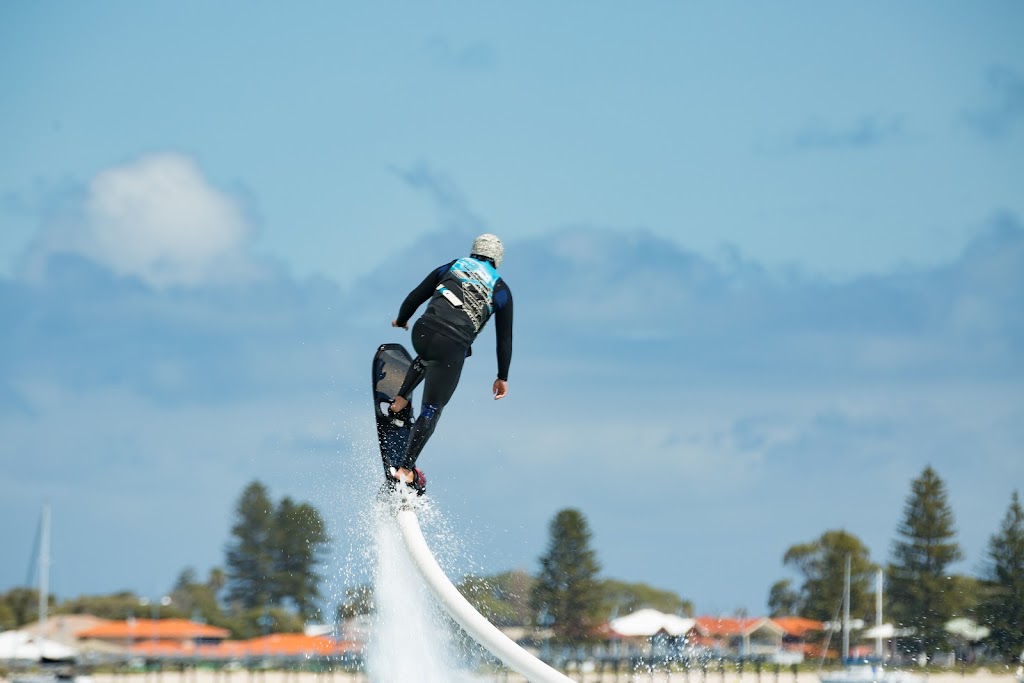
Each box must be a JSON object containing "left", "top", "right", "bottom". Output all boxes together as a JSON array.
[
  {"left": 9, "top": 504, "right": 92, "bottom": 683},
  {"left": 818, "top": 558, "right": 922, "bottom": 683}
]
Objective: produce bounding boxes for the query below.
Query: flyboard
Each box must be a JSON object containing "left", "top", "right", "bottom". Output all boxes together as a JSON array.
[
  {"left": 372, "top": 343, "right": 426, "bottom": 495},
  {"left": 373, "top": 345, "right": 575, "bottom": 681}
]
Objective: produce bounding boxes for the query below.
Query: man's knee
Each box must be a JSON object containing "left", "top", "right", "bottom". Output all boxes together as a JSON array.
[
  {"left": 420, "top": 403, "right": 442, "bottom": 423},
  {"left": 397, "top": 358, "right": 428, "bottom": 402}
]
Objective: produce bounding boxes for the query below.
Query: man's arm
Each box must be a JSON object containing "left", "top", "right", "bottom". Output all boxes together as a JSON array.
[
  {"left": 493, "top": 281, "right": 513, "bottom": 383},
  {"left": 395, "top": 261, "right": 454, "bottom": 327}
]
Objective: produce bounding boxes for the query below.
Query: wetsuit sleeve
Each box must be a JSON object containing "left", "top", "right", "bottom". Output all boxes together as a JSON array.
[
  {"left": 493, "top": 280, "right": 513, "bottom": 381},
  {"left": 396, "top": 261, "right": 454, "bottom": 327}
]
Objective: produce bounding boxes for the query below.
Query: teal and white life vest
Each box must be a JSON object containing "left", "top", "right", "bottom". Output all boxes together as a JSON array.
[{"left": 423, "top": 257, "right": 500, "bottom": 345}]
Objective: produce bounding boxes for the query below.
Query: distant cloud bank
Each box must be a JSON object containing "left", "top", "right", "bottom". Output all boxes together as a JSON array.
[{"left": 1, "top": 153, "right": 1021, "bottom": 610}]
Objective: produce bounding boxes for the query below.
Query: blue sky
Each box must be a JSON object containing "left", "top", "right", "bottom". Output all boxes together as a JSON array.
[{"left": 1, "top": 2, "right": 1022, "bottom": 616}]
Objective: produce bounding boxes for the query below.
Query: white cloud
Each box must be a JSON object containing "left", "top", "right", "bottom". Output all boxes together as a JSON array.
[{"left": 31, "top": 153, "right": 257, "bottom": 289}]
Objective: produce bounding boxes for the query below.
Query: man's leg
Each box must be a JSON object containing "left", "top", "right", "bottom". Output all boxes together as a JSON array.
[{"left": 393, "top": 334, "right": 466, "bottom": 483}]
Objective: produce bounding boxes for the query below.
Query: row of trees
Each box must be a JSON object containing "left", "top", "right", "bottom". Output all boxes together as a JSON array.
[
  {"left": 3, "top": 486, "right": 683, "bottom": 645},
  {"left": 4, "top": 468, "right": 1020, "bottom": 666},
  {"left": 1, "top": 481, "right": 328, "bottom": 639},
  {"left": 768, "top": 466, "right": 1023, "bottom": 663},
  {"left": 488, "top": 468, "right": 1023, "bottom": 665}
]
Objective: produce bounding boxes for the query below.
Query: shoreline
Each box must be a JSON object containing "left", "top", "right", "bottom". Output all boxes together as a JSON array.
[{"left": 2, "top": 668, "right": 1020, "bottom": 683}]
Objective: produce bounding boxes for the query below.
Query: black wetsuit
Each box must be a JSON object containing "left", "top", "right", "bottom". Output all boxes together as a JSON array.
[{"left": 393, "top": 257, "right": 513, "bottom": 470}]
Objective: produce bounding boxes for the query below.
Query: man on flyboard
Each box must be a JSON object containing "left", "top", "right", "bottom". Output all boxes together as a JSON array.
[{"left": 386, "top": 234, "right": 513, "bottom": 490}]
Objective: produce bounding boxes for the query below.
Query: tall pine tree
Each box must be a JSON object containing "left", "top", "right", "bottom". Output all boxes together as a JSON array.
[
  {"left": 530, "top": 508, "right": 603, "bottom": 643},
  {"left": 225, "top": 481, "right": 275, "bottom": 610},
  {"left": 887, "top": 466, "right": 963, "bottom": 658},
  {"left": 271, "top": 497, "right": 329, "bottom": 620},
  {"left": 225, "top": 481, "right": 329, "bottom": 621},
  {"left": 979, "top": 490, "right": 1024, "bottom": 662}
]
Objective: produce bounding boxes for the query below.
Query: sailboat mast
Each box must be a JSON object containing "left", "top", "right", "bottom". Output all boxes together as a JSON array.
[
  {"left": 875, "top": 568, "right": 883, "bottom": 659},
  {"left": 842, "top": 554, "right": 850, "bottom": 662},
  {"left": 38, "top": 503, "right": 51, "bottom": 638}
]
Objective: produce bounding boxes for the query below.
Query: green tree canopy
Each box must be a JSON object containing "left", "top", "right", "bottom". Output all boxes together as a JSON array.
[
  {"left": 222, "top": 606, "right": 305, "bottom": 640},
  {"left": 270, "top": 498, "right": 329, "bottom": 620},
  {"left": 530, "top": 508, "right": 603, "bottom": 643},
  {"left": 777, "top": 529, "right": 876, "bottom": 623},
  {"left": 887, "top": 465, "right": 963, "bottom": 658},
  {"left": 337, "top": 584, "right": 374, "bottom": 620},
  {"left": 767, "top": 579, "right": 801, "bottom": 618},
  {"left": 460, "top": 570, "right": 534, "bottom": 627},
  {"left": 170, "top": 568, "right": 228, "bottom": 627},
  {"left": 59, "top": 591, "right": 174, "bottom": 620},
  {"left": 599, "top": 579, "right": 693, "bottom": 617},
  {"left": 224, "top": 481, "right": 330, "bottom": 622},
  {"left": 978, "top": 490, "right": 1024, "bottom": 663},
  {"left": 0, "top": 599, "right": 16, "bottom": 630},
  {"left": 225, "top": 481, "right": 275, "bottom": 610},
  {"left": 0, "top": 588, "right": 43, "bottom": 627}
]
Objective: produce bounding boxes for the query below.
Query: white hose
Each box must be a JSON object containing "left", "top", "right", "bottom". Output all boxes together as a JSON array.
[{"left": 396, "top": 509, "right": 576, "bottom": 683}]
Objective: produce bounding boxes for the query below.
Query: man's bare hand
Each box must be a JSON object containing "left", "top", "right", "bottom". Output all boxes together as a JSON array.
[{"left": 492, "top": 378, "right": 508, "bottom": 400}]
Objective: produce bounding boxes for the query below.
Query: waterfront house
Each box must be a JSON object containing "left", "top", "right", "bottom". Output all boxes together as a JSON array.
[{"left": 693, "top": 616, "right": 785, "bottom": 658}]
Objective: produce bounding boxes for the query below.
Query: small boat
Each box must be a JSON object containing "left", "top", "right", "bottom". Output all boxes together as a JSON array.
[
  {"left": 818, "top": 558, "right": 922, "bottom": 683},
  {"left": 12, "top": 670, "right": 94, "bottom": 683},
  {"left": 7, "top": 506, "right": 92, "bottom": 683},
  {"left": 819, "top": 658, "right": 922, "bottom": 683}
]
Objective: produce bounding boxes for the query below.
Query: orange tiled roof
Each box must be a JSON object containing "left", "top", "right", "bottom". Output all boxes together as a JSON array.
[
  {"left": 772, "top": 617, "right": 824, "bottom": 637},
  {"left": 242, "top": 634, "right": 351, "bottom": 656},
  {"left": 695, "top": 616, "right": 770, "bottom": 636},
  {"left": 688, "top": 635, "right": 718, "bottom": 648},
  {"left": 76, "top": 619, "right": 230, "bottom": 641},
  {"left": 203, "top": 635, "right": 358, "bottom": 658},
  {"left": 98, "top": 635, "right": 359, "bottom": 659}
]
